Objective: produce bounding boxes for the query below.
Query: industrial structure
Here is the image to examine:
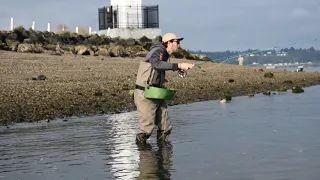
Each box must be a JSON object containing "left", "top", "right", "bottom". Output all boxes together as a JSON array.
[{"left": 98, "top": 0, "right": 161, "bottom": 39}]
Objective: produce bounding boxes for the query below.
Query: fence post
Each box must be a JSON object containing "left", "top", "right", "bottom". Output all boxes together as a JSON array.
[
  {"left": 32, "top": 21, "right": 35, "bottom": 30},
  {"left": 107, "top": 27, "right": 110, "bottom": 36},
  {"left": 47, "top": 23, "right": 51, "bottom": 32},
  {"left": 10, "top": 17, "right": 14, "bottom": 30}
]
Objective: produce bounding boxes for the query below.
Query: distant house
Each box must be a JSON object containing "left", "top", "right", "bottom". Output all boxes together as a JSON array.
[{"left": 97, "top": 0, "right": 161, "bottom": 39}]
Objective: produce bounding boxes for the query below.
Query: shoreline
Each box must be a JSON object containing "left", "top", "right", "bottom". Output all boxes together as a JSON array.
[{"left": 1, "top": 51, "right": 320, "bottom": 125}]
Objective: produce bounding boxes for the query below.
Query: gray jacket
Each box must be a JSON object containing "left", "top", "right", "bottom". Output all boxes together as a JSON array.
[{"left": 135, "top": 44, "right": 179, "bottom": 88}]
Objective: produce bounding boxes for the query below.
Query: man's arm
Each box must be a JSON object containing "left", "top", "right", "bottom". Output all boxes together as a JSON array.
[{"left": 149, "top": 49, "right": 179, "bottom": 71}]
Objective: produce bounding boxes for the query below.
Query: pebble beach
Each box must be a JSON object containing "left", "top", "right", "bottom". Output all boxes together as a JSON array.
[{"left": 1, "top": 50, "right": 320, "bottom": 125}]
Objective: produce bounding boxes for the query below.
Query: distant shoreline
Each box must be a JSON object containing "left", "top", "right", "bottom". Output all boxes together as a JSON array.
[{"left": 1, "top": 51, "right": 320, "bottom": 125}]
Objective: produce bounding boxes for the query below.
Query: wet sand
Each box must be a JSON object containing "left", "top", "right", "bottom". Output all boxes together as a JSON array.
[{"left": 1, "top": 50, "right": 320, "bottom": 124}]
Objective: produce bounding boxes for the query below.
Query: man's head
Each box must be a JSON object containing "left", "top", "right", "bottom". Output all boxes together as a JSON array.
[{"left": 162, "top": 33, "right": 183, "bottom": 54}]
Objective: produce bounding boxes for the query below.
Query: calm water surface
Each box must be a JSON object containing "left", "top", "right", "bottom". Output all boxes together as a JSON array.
[{"left": 1, "top": 67, "right": 320, "bottom": 180}]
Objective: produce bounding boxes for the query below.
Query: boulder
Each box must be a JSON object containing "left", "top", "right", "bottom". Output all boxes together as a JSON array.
[
  {"left": 108, "top": 45, "right": 126, "bottom": 57},
  {"left": 74, "top": 45, "right": 90, "bottom": 55},
  {"left": 135, "top": 50, "right": 148, "bottom": 57},
  {"left": 84, "top": 34, "right": 104, "bottom": 45},
  {"left": 17, "top": 43, "right": 44, "bottom": 53},
  {"left": 5, "top": 39, "right": 20, "bottom": 51},
  {"left": 125, "top": 45, "right": 145, "bottom": 57},
  {"left": 264, "top": 72, "right": 274, "bottom": 78},
  {"left": 125, "top": 38, "right": 135, "bottom": 46},
  {"left": 95, "top": 48, "right": 110, "bottom": 57},
  {"left": 292, "top": 87, "right": 304, "bottom": 93},
  {"left": 136, "top": 36, "right": 152, "bottom": 49}
]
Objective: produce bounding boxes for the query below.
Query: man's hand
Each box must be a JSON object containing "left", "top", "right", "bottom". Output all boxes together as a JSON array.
[{"left": 178, "top": 63, "right": 194, "bottom": 70}]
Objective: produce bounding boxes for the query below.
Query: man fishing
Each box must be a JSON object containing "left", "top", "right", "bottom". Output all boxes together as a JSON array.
[{"left": 134, "top": 33, "right": 194, "bottom": 144}]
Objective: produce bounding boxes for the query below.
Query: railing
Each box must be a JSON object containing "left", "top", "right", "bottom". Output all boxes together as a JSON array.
[{"left": 98, "top": 5, "right": 159, "bottom": 30}]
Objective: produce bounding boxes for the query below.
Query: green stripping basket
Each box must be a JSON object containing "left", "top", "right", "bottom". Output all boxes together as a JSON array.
[{"left": 144, "top": 86, "right": 176, "bottom": 100}]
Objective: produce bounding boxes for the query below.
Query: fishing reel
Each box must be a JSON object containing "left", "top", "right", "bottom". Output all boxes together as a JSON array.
[{"left": 178, "top": 70, "right": 187, "bottom": 78}]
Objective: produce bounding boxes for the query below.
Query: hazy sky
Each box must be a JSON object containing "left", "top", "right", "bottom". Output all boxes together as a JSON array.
[{"left": 1, "top": 0, "right": 320, "bottom": 51}]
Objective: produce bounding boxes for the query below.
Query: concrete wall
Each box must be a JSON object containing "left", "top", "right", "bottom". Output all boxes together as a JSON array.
[{"left": 98, "top": 28, "right": 161, "bottom": 39}]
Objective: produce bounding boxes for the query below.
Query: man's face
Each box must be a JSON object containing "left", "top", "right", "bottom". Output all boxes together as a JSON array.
[{"left": 169, "top": 40, "right": 181, "bottom": 52}]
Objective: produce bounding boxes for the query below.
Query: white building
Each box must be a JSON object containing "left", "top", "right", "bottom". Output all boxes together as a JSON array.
[
  {"left": 110, "top": 0, "right": 142, "bottom": 28},
  {"left": 98, "top": 0, "right": 161, "bottom": 39}
]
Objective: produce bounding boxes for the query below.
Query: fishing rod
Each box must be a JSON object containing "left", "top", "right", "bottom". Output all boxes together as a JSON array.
[{"left": 177, "top": 36, "right": 319, "bottom": 78}]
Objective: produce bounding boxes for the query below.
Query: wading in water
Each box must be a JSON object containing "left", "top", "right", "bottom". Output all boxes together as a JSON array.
[{"left": 134, "top": 33, "right": 194, "bottom": 144}]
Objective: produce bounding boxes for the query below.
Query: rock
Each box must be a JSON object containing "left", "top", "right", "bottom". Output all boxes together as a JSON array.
[
  {"left": 0, "top": 43, "right": 10, "bottom": 51},
  {"left": 125, "top": 45, "right": 145, "bottom": 57},
  {"left": 199, "top": 55, "right": 211, "bottom": 61},
  {"left": 95, "top": 48, "right": 110, "bottom": 57},
  {"left": 42, "top": 44, "right": 57, "bottom": 51},
  {"left": 137, "top": 36, "right": 152, "bottom": 49},
  {"left": 94, "top": 90, "right": 103, "bottom": 96},
  {"left": 225, "top": 96, "right": 232, "bottom": 101},
  {"left": 264, "top": 72, "right": 274, "bottom": 78},
  {"left": 172, "top": 49, "right": 212, "bottom": 61},
  {"left": 0, "top": 32, "right": 7, "bottom": 43},
  {"left": 109, "top": 37, "right": 121, "bottom": 46},
  {"left": 172, "top": 50, "right": 184, "bottom": 58},
  {"left": 31, "top": 74, "right": 47, "bottom": 80},
  {"left": 74, "top": 45, "right": 90, "bottom": 55},
  {"left": 85, "top": 34, "right": 104, "bottom": 45},
  {"left": 278, "top": 87, "right": 287, "bottom": 92},
  {"left": 135, "top": 50, "right": 148, "bottom": 57},
  {"left": 292, "top": 87, "right": 304, "bottom": 93},
  {"left": 17, "top": 43, "right": 44, "bottom": 53},
  {"left": 283, "top": 80, "right": 293, "bottom": 84},
  {"left": 5, "top": 39, "right": 20, "bottom": 51},
  {"left": 6, "top": 32, "right": 19, "bottom": 42},
  {"left": 125, "top": 38, "right": 136, "bottom": 46},
  {"left": 47, "top": 33, "right": 60, "bottom": 44},
  {"left": 220, "top": 96, "right": 232, "bottom": 104},
  {"left": 99, "top": 45, "right": 110, "bottom": 50},
  {"left": 60, "top": 45, "right": 75, "bottom": 53},
  {"left": 263, "top": 91, "right": 271, "bottom": 96},
  {"left": 38, "top": 75, "right": 47, "bottom": 80},
  {"left": 0, "top": 29, "right": 195, "bottom": 58},
  {"left": 108, "top": 45, "right": 126, "bottom": 57}
]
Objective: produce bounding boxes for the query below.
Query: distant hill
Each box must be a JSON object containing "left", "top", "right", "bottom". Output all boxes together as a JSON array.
[{"left": 190, "top": 47, "right": 320, "bottom": 65}]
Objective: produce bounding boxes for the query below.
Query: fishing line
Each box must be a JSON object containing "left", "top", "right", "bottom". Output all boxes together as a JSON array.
[
  {"left": 174, "top": 36, "right": 319, "bottom": 104},
  {"left": 177, "top": 36, "right": 319, "bottom": 78}
]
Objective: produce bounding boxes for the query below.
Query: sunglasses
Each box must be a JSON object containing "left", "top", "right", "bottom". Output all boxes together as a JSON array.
[{"left": 171, "top": 40, "right": 180, "bottom": 44}]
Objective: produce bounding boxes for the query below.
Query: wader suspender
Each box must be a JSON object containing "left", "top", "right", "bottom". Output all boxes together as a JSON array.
[{"left": 146, "top": 47, "right": 162, "bottom": 86}]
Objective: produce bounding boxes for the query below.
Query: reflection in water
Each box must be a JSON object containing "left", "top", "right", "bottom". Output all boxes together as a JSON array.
[
  {"left": 137, "top": 142, "right": 173, "bottom": 180},
  {"left": 105, "top": 112, "right": 173, "bottom": 180},
  {"left": 106, "top": 113, "right": 140, "bottom": 179}
]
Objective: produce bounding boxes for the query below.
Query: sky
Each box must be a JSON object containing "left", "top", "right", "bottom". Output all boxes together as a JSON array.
[{"left": 1, "top": 0, "right": 320, "bottom": 52}]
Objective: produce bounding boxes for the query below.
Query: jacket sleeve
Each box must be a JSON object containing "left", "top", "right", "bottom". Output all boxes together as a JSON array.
[{"left": 149, "top": 49, "right": 179, "bottom": 71}]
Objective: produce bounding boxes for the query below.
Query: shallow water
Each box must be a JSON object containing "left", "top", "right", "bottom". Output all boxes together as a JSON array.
[{"left": 1, "top": 67, "right": 320, "bottom": 180}]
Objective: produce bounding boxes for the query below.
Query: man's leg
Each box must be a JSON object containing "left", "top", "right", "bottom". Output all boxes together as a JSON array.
[
  {"left": 134, "top": 89, "right": 157, "bottom": 143},
  {"left": 156, "top": 101, "right": 172, "bottom": 142}
]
